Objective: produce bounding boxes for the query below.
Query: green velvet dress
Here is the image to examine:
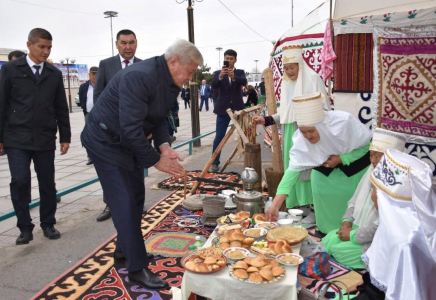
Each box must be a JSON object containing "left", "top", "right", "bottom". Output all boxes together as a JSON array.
[{"left": 276, "top": 142, "right": 370, "bottom": 234}]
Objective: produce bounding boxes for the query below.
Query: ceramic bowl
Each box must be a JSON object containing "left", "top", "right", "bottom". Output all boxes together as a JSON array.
[
  {"left": 275, "top": 253, "right": 304, "bottom": 266},
  {"left": 277, "top": 218, "right": 294, "bottom": 227},
  {"left": 222, "top": 247, "right": 250, "bottom": 261}
]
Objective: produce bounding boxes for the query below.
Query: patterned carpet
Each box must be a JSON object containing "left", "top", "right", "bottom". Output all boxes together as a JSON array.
[
  {"left": 32, "top": 192, "right": 363, "bottom": 300},
  {"left": 32, "top": 191, "right": 214, "bottom": 300},
  {"left": 157, "top": 171, "right": 241, "bottom": 192}
]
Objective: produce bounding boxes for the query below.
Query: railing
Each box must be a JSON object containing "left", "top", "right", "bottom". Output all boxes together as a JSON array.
[{"left": 0, "top": 128, "right": 223, "bottom": 222}]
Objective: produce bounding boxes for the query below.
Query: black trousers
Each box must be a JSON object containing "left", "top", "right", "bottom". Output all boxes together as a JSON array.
[
  {"left": 88, "top": 151, "right": 148, "bottom": 272},
  {"left": 5, "top": 147, "right": 57, "bottom": 232}
]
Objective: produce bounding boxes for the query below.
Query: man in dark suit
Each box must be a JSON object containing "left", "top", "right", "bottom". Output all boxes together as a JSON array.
[
  {"left": 79, "top": 66, "right": 98, "bottom": 165},
  {"left": 210, "top": 49, "right": 247, "bottom": 171},
  {"left": 199, "top": 79, "right": 211, "bottom": 111},
  {"left": 81, "top": 39, "right": 203, "bottom": 290},
  {"left": 0, "top": 28, "right": 71, "bottom": 245},
  {"left": 94, "top": 29, "right": 141, "bottom": 222}
]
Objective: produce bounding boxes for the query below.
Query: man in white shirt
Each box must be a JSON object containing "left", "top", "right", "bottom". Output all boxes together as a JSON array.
[{"left": 79, "top": 66, "right": 98, "bottom": 165}]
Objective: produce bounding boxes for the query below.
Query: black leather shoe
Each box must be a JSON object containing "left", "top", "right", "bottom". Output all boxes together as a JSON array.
[
  {"left": 128, "top": 268, "right": 169, "bottom": 290},
  {"left": 56, "top": 197, "right": 61, "bottom": 203},
  {"left": 16, "top": 232, "right": 33, "bottom": 245},
  {"left": 113, "top": 251, "right": 154, "bottom": 261},
  {"left": 86, "top": 159, "right": 93, "bottom": 165},
  {"left": 43, "top": 226, "right": 61, "bottom": 239},
  {"left": 97, "top": 206, "right": 111, "bottom": 222}
]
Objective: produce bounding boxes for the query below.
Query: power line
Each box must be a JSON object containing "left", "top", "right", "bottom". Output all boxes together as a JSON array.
[
  {"left": 11, "top": 0, "right": 100, "bottom": 15},
  {"left": 216, "top": 0, "right": 270, "bottom": 42}
]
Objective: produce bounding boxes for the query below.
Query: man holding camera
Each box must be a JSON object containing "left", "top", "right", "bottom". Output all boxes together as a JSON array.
[{"left": 210, "top": 49, "right": 247, "bottom": 172}]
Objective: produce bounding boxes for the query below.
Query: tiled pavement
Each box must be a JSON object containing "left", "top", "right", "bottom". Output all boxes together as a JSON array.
[{"left": 0, "top": 96, "right": 230, "bottom": 248}]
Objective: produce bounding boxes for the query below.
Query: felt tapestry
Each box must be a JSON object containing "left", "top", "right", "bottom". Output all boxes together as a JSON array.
[
  {"left": 377, "top": 36, "right": 436, "bottom": 139},
  {"left": 334, "top": 33, "right": 373, "bottom": 93}
]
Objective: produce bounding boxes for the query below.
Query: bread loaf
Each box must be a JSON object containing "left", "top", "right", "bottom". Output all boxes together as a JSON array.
[
  {"left": 274, "top": 239, "right": 292, "bottom": 254},
  {"left": 235, "top": 211, "right": 250, "bottom": 220}
]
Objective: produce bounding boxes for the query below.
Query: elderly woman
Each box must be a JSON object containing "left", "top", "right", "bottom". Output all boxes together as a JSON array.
[
  {"left": 266, "top": 92, "right": 372, "bottom": 234},
  {"left": 253, "top": 46, "right": 328, "bottom": 223},
  {"left": 360, "top": 149, "right": 436, "bottom": 300},
  {"left": 322, "top": 129, "right": 406, "bottom": 269}
]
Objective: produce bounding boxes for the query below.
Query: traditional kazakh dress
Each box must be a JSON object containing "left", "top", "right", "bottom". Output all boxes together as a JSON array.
[
  {"left": 276, "top": 110, "right": 372, "bottom": 233},
  {"left": 272, "top": 47, "right": 329, "bottom": 209},
  {"left": 322, "top": 166, "right": 378, "bottom": 269}
]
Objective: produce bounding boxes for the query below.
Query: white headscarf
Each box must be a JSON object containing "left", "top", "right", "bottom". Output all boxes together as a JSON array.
[
  {"left": 288, "top": 110, "right": 372, "bottom": 171},
  {"left": 363, "top": 149, "right": 436, "bottom": 299},
  {"left": 351, "top": 129, "right": 407, "bottom": 228},
  {"left": 279, "top": 46, "right": 328, "bottom": 124}
]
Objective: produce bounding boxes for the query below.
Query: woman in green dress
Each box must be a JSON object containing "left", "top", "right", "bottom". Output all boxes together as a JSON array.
[
  {"left": 253, "top": 45, "right": 328, "bottom": 223},
  {"left": 266, "top": 92, "right": 372, "bottom": 234},
  {"left": 322, "top": 129, "right": 406, "bottom": 269}
]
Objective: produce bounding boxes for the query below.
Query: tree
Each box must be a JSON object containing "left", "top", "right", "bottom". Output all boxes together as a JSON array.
[{"left": 195, "top": 64, "right": 214, "bottom": 84}]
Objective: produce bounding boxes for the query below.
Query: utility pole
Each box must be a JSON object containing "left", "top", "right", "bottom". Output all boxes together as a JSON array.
[
  {"left": 104, "top": 11, "right": 118, "bottom": 56},
  {"left": 177, "top": 0, "right": 203, "bottom": 147}
]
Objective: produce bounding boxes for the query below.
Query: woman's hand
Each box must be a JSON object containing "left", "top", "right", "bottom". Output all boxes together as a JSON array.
[
  {"left": 323, "top": 155, "right": 342, "bottom": 168},
  {"left": 266, "top": 205, "right": 279, "bottom": 222},
  {"left": 336, "top": 225, "right": 352, "bottom": 241},
  {"left": 252, "top": 116, "right": 265, "bottom": 125}
]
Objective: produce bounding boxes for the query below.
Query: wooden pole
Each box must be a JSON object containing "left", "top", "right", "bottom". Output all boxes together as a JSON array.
[
  {"left": 263, "top": 68, "right": 283, "bottom": 173},
  {"left": 183, "top": 170, "right": 187, "bottom": 200},
  {"left": 190, "top": 126, "right": 236, "bottom": 194},
  {"left": 219, "top": 145, "right": 238, "bottom": 172},
  {"left": 226, "top": 109, "right": 249, "bottom": 145}
]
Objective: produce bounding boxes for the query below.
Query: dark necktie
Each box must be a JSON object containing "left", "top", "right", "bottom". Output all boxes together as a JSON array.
[
  {"left": 124, "top": 60, "right": 129, "bottom": 68},
  {"left": 34, "top": 65, "right": 41, "bottom": 80}
]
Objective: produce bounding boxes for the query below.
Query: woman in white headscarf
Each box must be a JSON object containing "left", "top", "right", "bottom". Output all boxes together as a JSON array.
[
  {"left": 266, "top": 93, "right": 372, "bottom": 234},
  {"left": 361, "top": 149, "right": 436, "bottom": 300},
  {"left": 253, "top": 46, "right": 328, "bottom": 222},
  {"left": 322, "top": 129, "right": 406, "bottom": 269}
]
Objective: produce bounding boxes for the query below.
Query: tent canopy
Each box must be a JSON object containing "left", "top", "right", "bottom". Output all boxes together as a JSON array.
[{"left": 333, "top": 0, "right": 436, "bottom": 20}]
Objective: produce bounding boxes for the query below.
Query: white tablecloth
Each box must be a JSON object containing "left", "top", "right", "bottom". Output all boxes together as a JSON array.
[{"left": 181, "top": 229, "right": 300, "bottom": 300}]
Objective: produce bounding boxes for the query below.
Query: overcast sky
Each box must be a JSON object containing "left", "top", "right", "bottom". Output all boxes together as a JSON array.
[{"left": 0, "top": 0, "right": 324, "bottom": 74}]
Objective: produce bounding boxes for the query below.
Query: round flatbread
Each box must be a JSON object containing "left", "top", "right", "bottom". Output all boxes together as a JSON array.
[{"left": 266, "top": 227, "right": 308, "bottom": 245}]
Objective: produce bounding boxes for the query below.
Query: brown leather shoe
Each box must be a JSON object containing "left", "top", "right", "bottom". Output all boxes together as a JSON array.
[{"left": 96, "top": 205, "right": 111, "bottom": 222}]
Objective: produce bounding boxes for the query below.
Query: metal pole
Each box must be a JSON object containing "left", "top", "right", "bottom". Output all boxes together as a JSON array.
[
  {"left": 66, "top": 62, "right": 72, "bottom": 113},
  {"left": 291, "top": 0, "right": 294, "bottom": 27},
  {"left": 110, "top": 16, "right": 114, "bottom": 56},
  {"left": 216, "top": 47, "right": 222, "bottom": 69}
]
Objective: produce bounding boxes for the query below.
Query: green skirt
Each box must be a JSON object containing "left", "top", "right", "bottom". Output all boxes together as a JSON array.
[
  {"left": 322, "top": 226, "right": 365, "bottom": 269},
  {"left": 312, "top": 166, "right": 369, "bottom": 234},
  {"left": 283, "top": 123, "right": 313, "bottom": 208}
]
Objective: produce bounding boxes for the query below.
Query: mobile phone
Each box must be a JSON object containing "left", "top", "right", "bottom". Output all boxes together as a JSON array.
[{"left": 223, "top": 61, "right": 229, "bottom": 68}]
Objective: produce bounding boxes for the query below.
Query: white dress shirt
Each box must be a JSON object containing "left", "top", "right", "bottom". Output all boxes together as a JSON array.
[
  {"left": 119, "top": 55, "right": 134, "bottom": 69},
  {"left": 26, "top": 55, "right": 44, "bottom": 75},
  {"left": 86, "top": 83, "right": 94, "bottom": 113}
]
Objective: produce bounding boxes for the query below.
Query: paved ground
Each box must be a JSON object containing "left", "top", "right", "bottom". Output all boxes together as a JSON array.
[{"left": 0, "top": 96, "right": 273, "bottom": 300}]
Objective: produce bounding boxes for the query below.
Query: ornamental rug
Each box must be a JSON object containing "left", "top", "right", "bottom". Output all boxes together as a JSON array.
[
  {"left": 32, "top": 191, "right": 214, "bottom": 300},
  {"left": 377, "top": 35, "right": 436, "bottom": 139},
  {"left": 298, "top": 226, "right": 364, "bottom": 298},
  {"left": 157, "top": 171, "right": 241, "bottom": 192},
  {"left": 334, "top": 33, "right": 373, "bottom": 93}
]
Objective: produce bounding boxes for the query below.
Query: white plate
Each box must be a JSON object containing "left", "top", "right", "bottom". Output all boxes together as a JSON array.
[
  {"left": 243, "top": 228, "right": 267, "bottom": 238},
  {"left": 222, "top": 247, "right": 250, "bottom": 260},
  {"left": 275, "top": 253, "right": 304, "bottom": 266},
  {"left": 254, "top": 222, "right": 277, "bottom": 230}
]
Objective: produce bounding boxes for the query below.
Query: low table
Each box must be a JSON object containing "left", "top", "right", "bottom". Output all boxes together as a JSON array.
[{"left": 180, "top": 228, "right": 301, "bottom": 300}]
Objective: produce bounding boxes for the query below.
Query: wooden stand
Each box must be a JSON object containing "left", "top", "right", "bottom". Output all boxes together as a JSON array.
[{"left": 190, "top": 105, "right": 264, "bottom": 194}]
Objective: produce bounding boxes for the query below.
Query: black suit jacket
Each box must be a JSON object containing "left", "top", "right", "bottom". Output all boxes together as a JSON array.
[
  {"left": 0, "top": 56, "right": 71, "bottom": 150},
  {"left": 94, "top": 55, "right": 141, "bottom": 102},
  {"left": 79, "top": 80, "right": 91, "bottom": 114},
  {"left": 211, "top": 69, "right": 247, "bottom": 115},
  {"left": 81, "top": 55, "right": 180, "bottom": 171}
]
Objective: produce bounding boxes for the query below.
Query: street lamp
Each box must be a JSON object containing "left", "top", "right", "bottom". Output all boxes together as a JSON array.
[
  {"left": 104, "top": 11, "right": 118, "bottom": 56},
  {"left": 254, "top": 60, "right": 259, "bottom": 79},
  {"left": 216, "top": 47, "right": 222, "bottom": 69},
  {"left": 60, "top": 57, "right": 76, "bottom": 113}
]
